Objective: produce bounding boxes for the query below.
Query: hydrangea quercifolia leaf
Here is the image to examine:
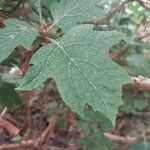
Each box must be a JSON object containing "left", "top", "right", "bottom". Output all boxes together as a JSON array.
[
  {"left": 17, "top": 25, "right": 131, "bottom": 125},
  {"left": 0, "top": 19, "right": 37, "bottom": 62}
]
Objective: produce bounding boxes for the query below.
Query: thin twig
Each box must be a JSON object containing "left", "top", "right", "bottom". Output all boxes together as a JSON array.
[
  {"left": 132, "top": 75, "right": 150, "bottom": 91},
  {"left": 35, "top": 115, "right": 58, "bottom": 146},
  {"left": 0, "top": 108, "right": 19, "bottom": 136},
  {"left": 136, "top": 0, "right": 150, "bottom": 10},
  {"left": 10, "top": 0, "right": 24, "bottom": 13},
  {"left": 35, "top": 0, "right": 44, "bottom": 27},
  {"left": 97, "top": 0, "right": 132, "bottom": 25},
  {"left": 0, "top": 141, "right": 78, "bottom": 150},
  {"left": 136, "top": 32, "right": 150, "bottom": 41},
  {"left": 104, "top": 132, "right": 137, "bottom": 143},
  {"left": 133, "top": 111, "right": 150, "bottom": 117},
  {"left": 104, "top": 131, "right": 150, "bottom": 143},
  {"left": 78, "top": 0, "right": 133, "bottom": 26},
  {"left": 0, "top": 140, "right": 61, "bottom": 150},
  {"left": 124, "top": 76, "right": 150, "bottom": 91},
  {"left": 0, "top": 115, "right": 58, "bottom": 150},
  {"left": 1, "top": 107, "right": 7, "bottom": 117},
  {"left": 0, "top": 116, "right": 20, "bottom": 136},
  {"left": 25, "top": 98, "right": 32, "bottom": 139},
  {"left": 111, "top": 46, "right": 130, "bottom": 61}
]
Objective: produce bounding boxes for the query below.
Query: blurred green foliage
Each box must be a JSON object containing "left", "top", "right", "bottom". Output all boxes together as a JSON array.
[{"left": 0, "top": 0, "right": 149, "bottom": 149}]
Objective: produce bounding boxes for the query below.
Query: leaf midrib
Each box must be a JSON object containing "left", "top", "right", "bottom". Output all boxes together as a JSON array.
[{"left": 53, "top": 42, "right": 108, "bottom": 113}]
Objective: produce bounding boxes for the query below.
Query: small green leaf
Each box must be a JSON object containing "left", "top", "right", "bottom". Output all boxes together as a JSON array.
[
  {"left": 131, "top": 142, "right": 150, "bottom": 150},
  {"left": 127, "top": 53, "right": 150, "bottom": 76},
  {"left": 0, "top": 19, "right": 37, "bottom": 62},
  {"left": 17, "top": 25, "right": 131, "bottom": 125},
  {"left": 11, "top": 136, "right": 22, "bottom": 142},
  {"left": 78, "top": 109, "right": 112, "bottom": 150},
  {"left": 50, "top": 0, "right": 105, "bottom": 31},
  {"left": 0, "top": 82, "right": 22, "bottom": 107},
  {"left": 133, "top": 100, "right": 148, "bottom": 111},
  {"left": 79, "top": 125, "right": 111, "bottom": 150}
]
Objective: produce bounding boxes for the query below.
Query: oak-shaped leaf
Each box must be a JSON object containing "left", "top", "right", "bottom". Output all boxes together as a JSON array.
[
  {"left": 17, "top": 25, "right": 131, "bottom": 125},
  {"left": 0, "top": 19, "right": 37, "bottom": 62}
]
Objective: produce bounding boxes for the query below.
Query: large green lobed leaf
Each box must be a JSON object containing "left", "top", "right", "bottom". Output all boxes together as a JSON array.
[
  {"left": 0, "top": 19, "right": 37, "bottom": 62},
  {"left": 17, "top": 25, "right": 131, "bottom": 125}
]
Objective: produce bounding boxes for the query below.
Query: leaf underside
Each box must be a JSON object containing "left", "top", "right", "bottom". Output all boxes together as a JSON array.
[
  {"left": 0, "top": 19, "right": 37, "bottom": 62},
  {"left": 17, "top": 25, "right": 131, "bottom": 125}
]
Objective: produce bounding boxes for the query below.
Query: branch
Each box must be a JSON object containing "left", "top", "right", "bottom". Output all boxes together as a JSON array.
[
  {"left": 133, "top": 111, "right": 150, "bottom": 117},
  {"left": 104, "top": 132, "right": 137, "bottom": 143},
  {"left": 123, "top": 76, "right": 150, "bottom": 91},
  {"left": 24, "top": 97, "right": 32, "bottom": 139},
  {"left": 0, "top": 141, "right": 78, "bottom": 150},
  {"left": 35, "top": 0, "right": 44, "bottom": 27},
  {"left": 136, "top": 0, "right": 150, "bottom": 10},
  {"left": 0, "top": 108, "right": 20, "bottom": 136},
  {"left": 104, "top": 126, "right": 150, "bottom": 143},
  {"left": 97, "top": 0, "right": 132, "bottom": 25},
  {"left": 0, "top": 115, "right": 57, "bottom": 150},
  {"left": 132, "top": 76, "right": 150, "bottom": 91},
  {"left": 0, "top": 11, "right": 10, "bottom": 28},
  {"left": 111, "top": 45, "right": 130, "bottom": 61},
  {"left": 136, "top": 32, "right": 150, "bottom": 41},
  {"left": 0, "top": 140, "right": 63, "bottom": 150},
  {"left": 35, "top": 114, "right": 57, "bottom": 146},
  {"left": 0, "top": 116, "right": 20, "bottom": 136},
  {"left": 78, "top": 0, "right": 132, "bottom": 26}
]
